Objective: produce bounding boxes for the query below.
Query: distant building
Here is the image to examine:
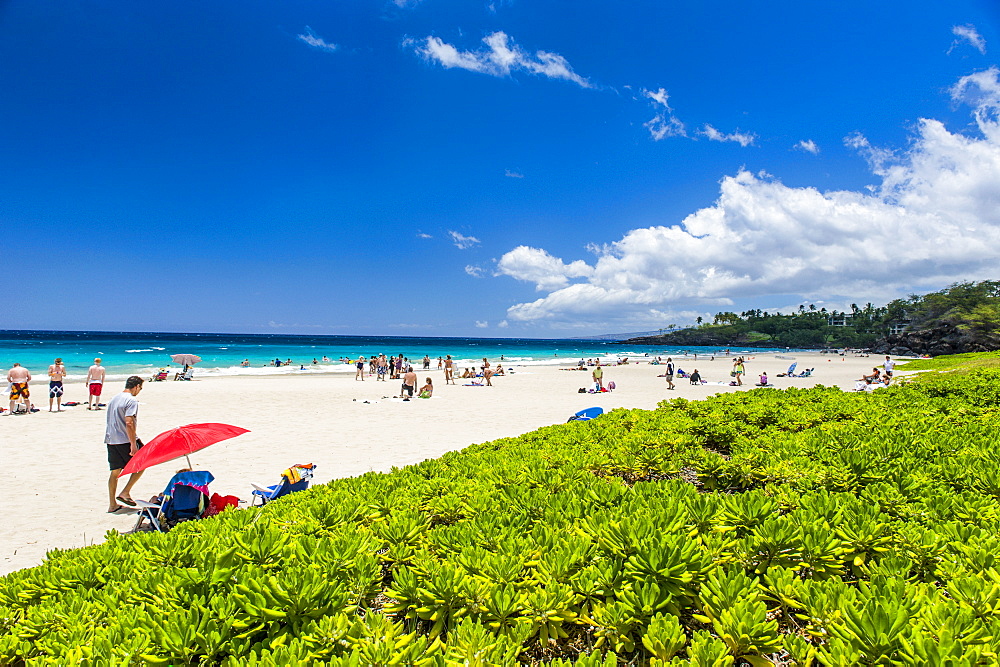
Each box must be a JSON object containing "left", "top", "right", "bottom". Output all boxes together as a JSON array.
[{"left": 827, "top": 314, "right": 853, "bottom": 327}]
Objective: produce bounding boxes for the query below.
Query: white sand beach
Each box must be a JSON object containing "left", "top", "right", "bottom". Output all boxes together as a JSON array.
[{"left": 1, "top": 352, "right": 906, "bottom": 575}]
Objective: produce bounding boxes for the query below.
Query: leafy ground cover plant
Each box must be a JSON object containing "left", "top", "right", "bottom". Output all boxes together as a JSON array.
[{"left": 3, "top": 365, "right": 1000, "bottom": 664}]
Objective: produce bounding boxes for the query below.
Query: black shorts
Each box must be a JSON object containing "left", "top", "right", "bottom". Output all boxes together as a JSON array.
[
  {"left": 401, "top": 383, "right": 414, "bottom": 397},
  {"left": 49, "top": 381, "right": 64, "bottom": 397},
  {"left": 107, "top": 439, "right": 143, "bottom": 471}
]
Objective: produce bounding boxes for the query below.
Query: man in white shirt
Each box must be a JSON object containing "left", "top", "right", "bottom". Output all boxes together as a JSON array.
[
  {"left": 105, "top": 376, "right": 145, "bottom": 513},
  {"left": 87, "top": 358, "right": 106, "bottom": 410},
  {"left": 884, "top": 356, "right": 895, "bottom": 379}
]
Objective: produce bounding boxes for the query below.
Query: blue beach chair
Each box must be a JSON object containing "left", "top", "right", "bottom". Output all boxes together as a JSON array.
[
  {"left": 568, "top": 407, "right": 604, "bottom": 422},
  {"left": 251, "top": 463, "right": 316, "bottom": 506},
  {"left": 134, "top": 470, "right": 214, "bottom": 532}
]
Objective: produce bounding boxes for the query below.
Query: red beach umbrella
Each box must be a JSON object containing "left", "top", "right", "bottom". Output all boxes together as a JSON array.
[{"left": 119, "top": 422, "right": 249, "bottom": 476}]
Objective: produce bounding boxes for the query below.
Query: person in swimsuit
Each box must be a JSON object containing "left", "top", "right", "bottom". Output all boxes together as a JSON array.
[
  {"left": 47, "top": 357, "right": 67, "bottom": 412},
  {"left": 87, "top": 358, "right": 106, "bottom": 410},
  {"left": 419, "top": 378, "right": 433, "bottom": 398},
  {"left": 355, "top": 356, "right": 366, "bottom": 381},
  {"left": 444, "top": 355, "right": 455, "bottom": 384},
  {"left": 7, "top": 363, "right": 31, "bottom": 415}
]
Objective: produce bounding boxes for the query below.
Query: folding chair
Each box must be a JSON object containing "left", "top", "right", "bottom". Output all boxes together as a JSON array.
[
  {"left": 251, "top": 464, "right": 315, "bottom": 506},
  {"left": 134, "top": 471, "right": 214, "bottom": 532}
]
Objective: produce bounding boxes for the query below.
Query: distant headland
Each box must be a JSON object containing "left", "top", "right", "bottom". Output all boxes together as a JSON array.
[{"left": 625, "top": 280, "right": 1000, "bottom": 356}]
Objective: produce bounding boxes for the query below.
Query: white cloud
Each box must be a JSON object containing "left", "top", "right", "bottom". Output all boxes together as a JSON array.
[
  {"left": 495, "top": 245, "right": 595, "bottom": 291},
  {"left": 475, "top": 320, "right": 489, "bottom": 328},
  {"left": 505, "top": 169, "right": 525, "bottom": 178},
  {"left": 498, "top": 69, "right": 1000, "bottom": 328},
  {"left": 950, "top": 24, "right": 987, "bottom": 55},
  {"left": 449, "top": 230, "right": 481, "bottom": 249},
  {"left": 641, "top": 87, "right": 687, "bottom": 140},
  {"left": 411, "top": 31, "right": 592, "bottom": 88},
  {"left": 701, "top": 124, "right": 756, "bottom": 147},
  {"left": 297, "top": 27, "right": 338, "bottom": 53},
  {"left": 497, "top": 320, "right": 509, "bottom": 328},
  {"left": 844, "top": 132, "right": 898, "bottom": 177},
  {"left": 465, "top": 265, "right": 485, "bottom": 277},
  {"left": 643, "top": 87, "right": 671, "bottom": 108},
  {"left": 417, "top": 232, "right": 432, "bottom": 239},
  {"left": 795, "top": 139, "right": 820, "bottom": 154},
  {"left": 645, "top": 114, "right": 687, "bottom": 141}
]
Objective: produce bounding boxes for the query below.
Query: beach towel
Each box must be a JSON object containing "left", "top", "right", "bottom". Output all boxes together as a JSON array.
[
  {"left": 282, "top": 464, "right": 316, "bottom": 485},
  {"left": 204, "top": 493, "right": 240, "bottom": 517}
]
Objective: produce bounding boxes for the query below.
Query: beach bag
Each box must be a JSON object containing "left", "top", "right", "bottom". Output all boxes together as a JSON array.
[{"left": 730, "top": 371, "right": 736, "bottom": 377}]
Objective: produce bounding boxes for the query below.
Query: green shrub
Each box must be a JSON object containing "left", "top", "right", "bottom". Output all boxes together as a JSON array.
[{"left": 5, "top": 365, "right": 1000, "bottom": 664}]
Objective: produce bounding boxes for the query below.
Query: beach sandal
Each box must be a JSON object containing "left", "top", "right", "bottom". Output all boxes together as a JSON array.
[
  {"left": 107, "top": 505, "right": 127, "bottom": 513},
  {"left": 116, "top": 496, "right": 136, "bottom": 506}
]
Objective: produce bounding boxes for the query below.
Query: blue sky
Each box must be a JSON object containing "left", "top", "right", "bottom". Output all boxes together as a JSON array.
[{"left": 4, "top": 1, "right": 999, "bottom": 336}]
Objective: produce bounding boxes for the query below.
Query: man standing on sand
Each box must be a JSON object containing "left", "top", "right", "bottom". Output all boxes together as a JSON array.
[
  {"left": 884, "top": 355, "right": 895, "bottom": 379},
  {"left": 401, "top": 366, "right": 417, "bottom": 399},
  {"left": 87, "top": 358, "right": 106, "bottom": 410},
  {"left": 106, "top": 376, "right": 145, "bottom": 513},
  {"left": 664, "top": 357, "right": 675, "bottom": 390},
  {"left": 48, "top": 358, "right": 67, "bottom": 411},
  {"left": 7, "top": 363, "right": 31, "bottom": 414},
  {"left": 593, "top": 362, "right": 604, "bottom": 390}
]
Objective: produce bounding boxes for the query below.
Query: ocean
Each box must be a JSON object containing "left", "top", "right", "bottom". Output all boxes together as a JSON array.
[{"left": 0, "top": 330, "right": 771, "bottom": 381}]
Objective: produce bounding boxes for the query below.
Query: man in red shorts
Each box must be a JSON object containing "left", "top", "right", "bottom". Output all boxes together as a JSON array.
[{"left": 87, "top": 357, "right": 106, "bottom": 410}]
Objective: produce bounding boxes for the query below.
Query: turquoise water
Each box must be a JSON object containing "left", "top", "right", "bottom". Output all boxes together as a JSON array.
[{"left": 0, "top": 330, "right": 770, "bottom": 381}]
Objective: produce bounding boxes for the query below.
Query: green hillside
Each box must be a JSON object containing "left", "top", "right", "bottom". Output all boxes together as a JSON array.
[{"left": 626, "top": 280, "right": 1000, "bottom": 353}]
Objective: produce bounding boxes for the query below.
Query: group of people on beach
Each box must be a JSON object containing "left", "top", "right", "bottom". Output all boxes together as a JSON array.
[
  {"left": 6, "top": 357, "right": 108, "bottom": 415},
  {"left": 854, "top": 356, "right": 895, "bottom": 391}
]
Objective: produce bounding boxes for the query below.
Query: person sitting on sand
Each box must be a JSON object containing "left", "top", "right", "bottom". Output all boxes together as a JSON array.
[
  {"left": 689, "top": 369, "right": 702, "bottom": 384},
  {"left": 419, "top": 378, "right": 433, "bottom": 398},
  {"left": 494, "top": 365, "right": 505, "bottom": 376},
  {"left": 861, "top": 367, "right": 881, "bottom": 384},
  {"left": 462, "top": 367, "right": 473, "bottom": 378},
  {"left": 756, "top": 372, "right": 769, "bottom": 387}
]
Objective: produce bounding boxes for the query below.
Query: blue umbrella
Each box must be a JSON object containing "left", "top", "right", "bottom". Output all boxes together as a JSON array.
[{"left": 787, "top": 362, "right": 798, "bottom": 375}]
